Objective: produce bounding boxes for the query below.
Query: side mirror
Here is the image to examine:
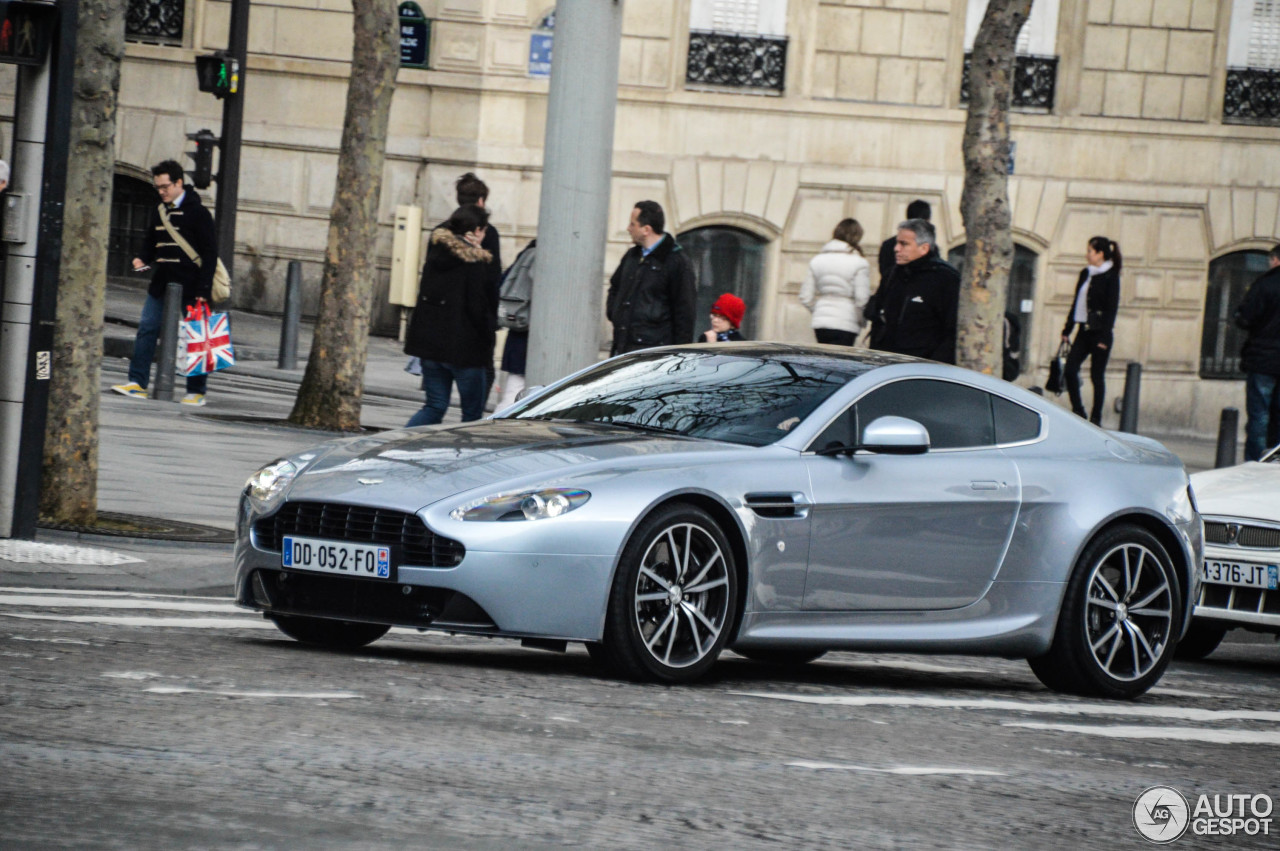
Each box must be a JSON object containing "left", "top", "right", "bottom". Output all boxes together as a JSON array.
[
  {"left": 515, "top": 385, "right": 544, "bottom": 403},
  {"left": 859, "top": 416, "right": 930, "bottom": 455}
]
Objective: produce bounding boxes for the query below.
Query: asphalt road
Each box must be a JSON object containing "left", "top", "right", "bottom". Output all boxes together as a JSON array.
[{"left": 2, "top": 589, "right": 1277, "bottom": 850}]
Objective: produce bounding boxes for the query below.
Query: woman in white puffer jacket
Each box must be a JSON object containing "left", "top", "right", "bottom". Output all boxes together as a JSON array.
[{"left": 799, "top": 218, "right": 871, "bottom": 346}]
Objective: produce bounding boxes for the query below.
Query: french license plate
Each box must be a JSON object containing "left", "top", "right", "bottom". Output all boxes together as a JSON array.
[
  {"left": 282, "top": 535, "right": 392, "bottom": 580},
  {"left": 1202, "top": 559, "right": 1278, "bottom": 590}
]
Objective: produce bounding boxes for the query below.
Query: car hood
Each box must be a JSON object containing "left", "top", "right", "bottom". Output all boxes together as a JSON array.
[
  {"left": 1190, "top": 462, "right": 1280, "bottom": 522},
  {"left": 283, "top": 418, "right": 742, "bottom": 510}
]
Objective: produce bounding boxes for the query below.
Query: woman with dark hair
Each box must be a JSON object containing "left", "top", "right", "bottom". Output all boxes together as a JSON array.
[
  {"left": 1061, "top": 236, "right": 1122, "bottom": 425},
  {"left": 404, "top": 205, "right": 498, "bottom": 426},
  {"left": 799, "top": 217, "right": 871, "bottom": 346}
]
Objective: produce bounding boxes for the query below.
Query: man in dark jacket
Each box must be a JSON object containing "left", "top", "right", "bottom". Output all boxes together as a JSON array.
[
  {"left": 867, "top": 199, "right": 932, "bottom": 344},
  {"left": 111, "top": 159, "right": 218, "bottom": 406},
  {"left": 1236, "top": 244, "right": 1280, "bottom": 461},
  {"left": 607, "top": 201, "right": 696, "bottom": 356},
  {"left": 868, "top": 218, "right": 959, "bottom": 363}
]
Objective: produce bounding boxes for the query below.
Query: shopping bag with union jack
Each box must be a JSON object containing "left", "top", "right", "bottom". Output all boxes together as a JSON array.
[{"left": 181, "top": 299, "right": 236, "bottom": 376}]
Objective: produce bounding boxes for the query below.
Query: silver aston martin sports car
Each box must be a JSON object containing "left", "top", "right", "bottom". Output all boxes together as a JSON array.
[{"left": 234, "top": 344, "right": 1202, "bottom": 699}]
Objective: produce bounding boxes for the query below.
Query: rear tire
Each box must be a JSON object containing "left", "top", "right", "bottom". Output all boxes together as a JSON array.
[
  {"left": 1029, "top": 524, "right": 1181, "bottom": 699},
  {"left": 270, "top": 614, "right": 390, "bottom": 649},
  {"left": 736, "top": 648, "right": 827, "bottom": 666},
  {"left": 599, "top": 503, "right": 738, "bottom": 683},
  {"left": 1174, "top": 621, "right": 1227, "bottom": 661}
]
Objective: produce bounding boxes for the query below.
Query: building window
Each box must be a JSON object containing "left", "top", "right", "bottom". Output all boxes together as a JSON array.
[
  {"left": 677, "top": 226, "right": 765, "bottom": 340},
  {"left": 686, "top": 0, "right": 788, "bottom": 92},
  {"left": 109, "top": 173, "right": 161, "bottom": 279},
  {"left": 1201, "top": 251, "right": 1271, "bottom": 379},
  {"left": 1225, "top": 1, "right": 1280, "bottom": 124},
  {"left": 960, "top": 0, "right": 1058, "bottom": 111},
  {"left": 947, "top": 243, "right": 1039, "bottom": 381},
  {"left": 126, "top": 0, "right": 185, "bottom": 45}
]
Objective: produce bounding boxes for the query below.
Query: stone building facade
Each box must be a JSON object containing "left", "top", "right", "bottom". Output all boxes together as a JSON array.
[{"left": 2, "top": 0, "right": 1279, "bottom": 433}]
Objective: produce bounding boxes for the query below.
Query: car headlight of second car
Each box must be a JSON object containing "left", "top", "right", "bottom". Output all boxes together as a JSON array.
[
  {"left": 451, "top": 488, "right": 590, "bottom": 521},
  {"left": 245, "top": 459, "right": 299, "bottom": 511}
]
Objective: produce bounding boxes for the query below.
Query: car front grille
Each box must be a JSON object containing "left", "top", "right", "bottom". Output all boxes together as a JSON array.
[
  {"left": 1204, "top": 521, "right": 1280, "bottom": 549},
  {"left": 1196, "top": 582, "right": 1280, "bottom": 620},
  {"left": 253, "top": 501, "right": 465, "bottom": 567},
  {"left": 247, "top": 569, "right": 496, "bottom": 630}
]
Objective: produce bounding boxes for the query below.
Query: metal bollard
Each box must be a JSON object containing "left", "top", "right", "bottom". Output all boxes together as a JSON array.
[
  {"left": 1118, "top": 362, "right": 1142, "bottom": 433},
  {"left": 278, "top": 260, "right": 302, "bottom": 370},
  {"left": 1215, "top": 407, "right": 1239, "bottom": 468},
  {"left": 153, "top": 282, "right": 184, "bottom": 402}
]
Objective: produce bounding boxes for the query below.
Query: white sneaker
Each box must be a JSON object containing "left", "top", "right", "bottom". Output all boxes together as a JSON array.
[{"left": 180, "top": 393, "right": 207, "bottom": 407}]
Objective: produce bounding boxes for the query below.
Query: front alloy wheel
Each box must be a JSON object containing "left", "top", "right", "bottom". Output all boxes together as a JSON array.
[
  {"left": 600, "top": 503, "right": 737, "bottom": 682},
  {"left": 1030, "top": 524, "right": 1181, "bottom": 699}
]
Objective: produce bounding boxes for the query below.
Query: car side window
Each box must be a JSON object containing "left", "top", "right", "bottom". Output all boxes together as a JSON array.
[
  {"left": 854, "top": 379, "right": 995, "bottom": 449},
  {"left": 992, "top": 395, "right": 1042, "bottom": 444},
  {"left": 812, "top": 407, "right": 857, "bottom": 453}
]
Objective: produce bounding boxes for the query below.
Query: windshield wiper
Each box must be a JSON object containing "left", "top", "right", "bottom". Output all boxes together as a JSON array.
[{"left": 603, "top": 421, "right": 686, "bottom": 436}]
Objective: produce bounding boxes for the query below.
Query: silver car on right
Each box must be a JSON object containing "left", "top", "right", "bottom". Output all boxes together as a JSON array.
[{"left": 1180, "top": 444, "right": 1280, "bottom": 659}]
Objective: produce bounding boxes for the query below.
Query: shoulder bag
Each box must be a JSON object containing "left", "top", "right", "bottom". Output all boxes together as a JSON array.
[{"left": 158, "top": 204, "right": 232, "bottom": 303}]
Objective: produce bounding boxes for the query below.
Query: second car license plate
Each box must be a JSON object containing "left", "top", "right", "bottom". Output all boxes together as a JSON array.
[
  {"left": 282, "top": 535, "right": 392, "bottom": 579},
  {"left": 1202, "top": 559, "right": 1278, "bottom": 590}
]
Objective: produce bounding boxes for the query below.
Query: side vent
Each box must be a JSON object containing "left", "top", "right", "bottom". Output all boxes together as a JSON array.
[{"left": 744, "top": 493, "right": 809, "bottom": 519}]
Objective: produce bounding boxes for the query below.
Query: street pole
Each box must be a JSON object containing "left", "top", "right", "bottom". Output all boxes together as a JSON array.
[
  {"left": 525, "top": 0, "right": 624, "bottom": 386},
  {"left": 0, "top": 0, "right": 76, "bottom": 538},
  {"left": 214, "top": 0, "right": 250, "bottom": 279}
]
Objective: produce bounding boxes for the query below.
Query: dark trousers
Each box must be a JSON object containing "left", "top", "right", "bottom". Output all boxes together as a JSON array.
[
  {"left": 129, "top": 293, "right": 208, "bottom": 394},
  {"left": 1065, "top": 328, "right": 1111, "bottom": 425},
  {"left": 1244, "top": 372, "right": 1280, "bottom": 462},
  {"left": 815, "top": 328, "right": 856, "bottom": 346}
]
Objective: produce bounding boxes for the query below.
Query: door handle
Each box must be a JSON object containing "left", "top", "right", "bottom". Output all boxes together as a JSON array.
[{"left": 970, "top": 481, "right": 1000, "bottom": 491}]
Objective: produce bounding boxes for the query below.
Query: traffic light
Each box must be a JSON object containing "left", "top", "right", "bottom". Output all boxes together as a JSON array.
[
  {"left": 195, "top": 52, "right": 238, "bottom": 98},
  {"left": 186, "top": 129, "right": 218, "bottom": 190}
]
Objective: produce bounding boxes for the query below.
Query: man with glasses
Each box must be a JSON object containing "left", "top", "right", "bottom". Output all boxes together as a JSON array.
[{"left": 111, "top": 159, "right": 219, "bottom": 406}]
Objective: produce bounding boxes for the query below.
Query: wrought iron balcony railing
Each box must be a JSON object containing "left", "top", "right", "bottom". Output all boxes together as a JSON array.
[
  {"left": 686, "top": 31, "right": 787, "bottom": 93},
  {"left": 127, "top": 0, "right": 184, "bottom": 44},
  {"left": 960, "top": 52, "right": 1057, "bottom": 111},
  {"left": 1223, "top": 67, "right": 1280, "bottom": 125}
]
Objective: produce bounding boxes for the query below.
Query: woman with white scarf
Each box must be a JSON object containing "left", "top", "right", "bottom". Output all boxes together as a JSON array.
[
  {"left": 1060, "top": 236, "right": 1122, "bottom": 425},
  {"left": 799, "top": 218, "right": 871, "bottom": 346}
]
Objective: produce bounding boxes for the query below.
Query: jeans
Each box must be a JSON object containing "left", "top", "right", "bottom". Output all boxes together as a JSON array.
[
  {"left": 1244, "top": 371, "right": 1280, "bottom": 462},
  {"left": 1065, "top": 328, "right": 1111, "bottom": 425},
  {"left": 406, "top": 360, "right": 487, "bottom": 427},
  {"left": 128, "top": 293, "right": 207, "bottom": 394}
]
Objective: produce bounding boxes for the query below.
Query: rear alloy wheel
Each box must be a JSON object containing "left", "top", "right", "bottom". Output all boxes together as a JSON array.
[
  {"left": 270, "top": 614, "right": 390, "bottom": 650},
  {"left": 601, "top": 504, "right": 738, "bottom": 683},
  {"left": 1029, "top": 524, "right": 1181, "bottom": 699},
  {"left": 1174, "top": 621, "right": 1228, "bottom": 661}
]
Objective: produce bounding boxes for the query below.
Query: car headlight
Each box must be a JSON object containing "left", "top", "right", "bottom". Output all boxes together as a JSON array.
[
  {"left": 450, "top": 488, "right": 590, "bottom": 521},
  {"left": 245, "top": 459, "right": 298, "bottom": 511}
]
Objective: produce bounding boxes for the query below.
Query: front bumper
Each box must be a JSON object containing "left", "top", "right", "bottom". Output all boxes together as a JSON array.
[
  {"left": 234, "top": 497, "right": 619, "bottom": 642},
  {"left": 1192, "top": 542, "right": 1280, "bottom": 633}
]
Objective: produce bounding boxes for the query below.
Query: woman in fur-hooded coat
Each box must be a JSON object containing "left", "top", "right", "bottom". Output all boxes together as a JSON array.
[{"left": 404, "top": 205, "right": 498, "bottom": 425}]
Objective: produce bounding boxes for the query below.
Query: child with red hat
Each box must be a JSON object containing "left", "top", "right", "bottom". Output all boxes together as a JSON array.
[{"left": 701, "top": 293, "right": 747, "bottom": 342}]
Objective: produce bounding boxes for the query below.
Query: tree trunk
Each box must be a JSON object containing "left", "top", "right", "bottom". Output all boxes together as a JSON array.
[
  {"left": 956, "top": 0, "right": 1032, "bottom": 375},
  {"left": 39, "top": 0, "right": 125, "bottom": 525},
  {"left": 288, "top": 0, "right": 399, "bottom": 430}
]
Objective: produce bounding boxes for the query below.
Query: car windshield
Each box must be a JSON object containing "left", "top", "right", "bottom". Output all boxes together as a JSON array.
[{"left": 503, "top": 348, "right": 880, "bottom": 446}]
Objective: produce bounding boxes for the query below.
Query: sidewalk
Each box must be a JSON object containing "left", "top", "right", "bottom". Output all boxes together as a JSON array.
[{"left": 1, "top": 279, "right": 1226, "bottom": 597}]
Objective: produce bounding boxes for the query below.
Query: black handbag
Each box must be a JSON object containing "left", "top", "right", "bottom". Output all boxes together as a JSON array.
[{"left": 1045, "top": 341, "right": 1070, "bottom": 395}]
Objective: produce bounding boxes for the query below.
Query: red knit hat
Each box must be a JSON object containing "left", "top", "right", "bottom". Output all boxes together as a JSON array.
[{"left": 710, "top": 293, "right": 746, "bottom": 329}]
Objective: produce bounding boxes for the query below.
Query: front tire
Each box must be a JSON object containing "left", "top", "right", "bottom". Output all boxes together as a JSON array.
[
  {"left": 270, "top": 614, "right": 390, "bottom": 649},
  {"left": 1029, "top": 524, "right": 1181, "bottom": 699},
  {"left": 1174, "top": 621, "right": 1227, "bottom": 661},
  {"left": 599, "top": 503, "right": 738, "bottom": 683}
]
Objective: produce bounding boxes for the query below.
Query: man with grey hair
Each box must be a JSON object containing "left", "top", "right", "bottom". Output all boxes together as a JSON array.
[{"left": 868, "top": 217, "right": 959, "bottom": 363}]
